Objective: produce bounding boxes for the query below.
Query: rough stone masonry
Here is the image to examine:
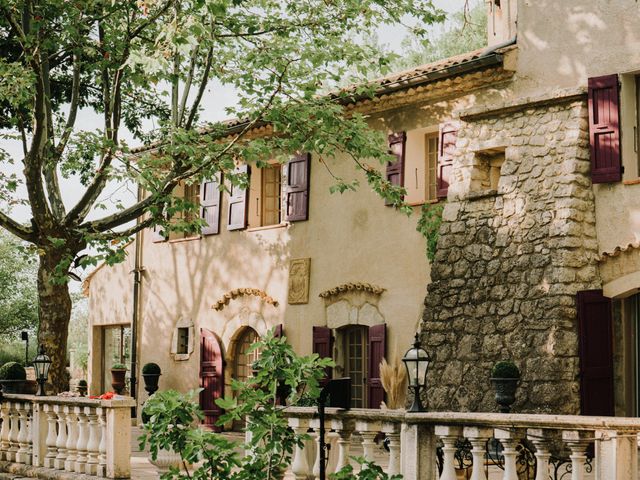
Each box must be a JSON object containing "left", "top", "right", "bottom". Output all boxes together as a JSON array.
[{"left": 421, "top": 95, "right": 602, "bottom": 414}]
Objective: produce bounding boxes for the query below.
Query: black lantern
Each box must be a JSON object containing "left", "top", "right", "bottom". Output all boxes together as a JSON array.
[
  {"left": 33, "top": 345, "right": 51, "bottom": 396},
  {"left": 402, "top": 333, "right": 431, "bottom": 412}
]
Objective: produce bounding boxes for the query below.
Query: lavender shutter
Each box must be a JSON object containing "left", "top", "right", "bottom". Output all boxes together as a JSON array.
[
  {"left": 386, "top": 132, "right": 406, "bottom": 206},
  {"left": 227, "top": 165, "right": 250, "bottom": 231},
  {"left": 577, "top": 290, "right": 614, "bottom": 416},
  {"left": 200, "top": 173, "right": 223, "bottom": 236},
  {"left": 285, "top": 153, "right": 310, "bottom": 222},
  {"left": 367, "top": 324, "right": 386, "bottom": 409},
  {"left": 437, "top": 122, "right": 458, "bottom": 199},
  {"left": 588, "top": 75, "right": 622, "bottom": 183},
  {"left": 312, "top": 326, "right": 332, "bottom": 386}
]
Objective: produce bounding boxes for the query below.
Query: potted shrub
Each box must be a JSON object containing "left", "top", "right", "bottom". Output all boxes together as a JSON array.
[
  {"left": 142, "top": 362, "right": 162, "bottom": 395},
  {"left": 0, "top": 362, "right": 27, "bottom": 394},
  {"left": 77, "top": 379, "right": 88, "bottom": 397},
  {"left": 490, "top": 360, "right": 521, "bottom": 413},
  {"left": 110, "top": 363, "right": 128, "bottom": 394}
]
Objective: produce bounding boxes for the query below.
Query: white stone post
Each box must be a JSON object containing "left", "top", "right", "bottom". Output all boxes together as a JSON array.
[
  {"left": 104, "top": 399, "right": 134, "bottom": 479},
  {"left": 527, "top": 428, "right": 554, "bottom": 480},
  {"left": 44, "top": 403, "right": 59, "bottom": 468},
  {"left": 64, "top": 405, "right": 79, "bottom": 471},
  {"left": 331, "top": 418, "right": 354, "bottom": 473},
  {"left": 8, "top": 402, "right": 20, "bottom": 461},
  {"left": 435, "top": 425, "right": 463, "bottom": 480},
  {"left": 400, "top": 422, "right": 438, "bottom": 480},
  {"left": 97, "top": 407, "right": 107, "bottom": 477},
  {"left": 561, "top": 430, "right": 593, "bottom": 480},
  {"left": 86, "top": 406, "right": 101, "bottom": 475},
  {"left": 54, "top": 404, "right": 68, "bottom": 470},
  {"left": 288, "top": 417, "right": 312, "bottom": 480},
  {"left": 595, "top": 429, "right": 639, "bottom": 480},
  {"left": 74, "top": 405, "right": 89, "bottom": 472},
  {"left": 464, "top": 426, "right": 493, "bottom": 480},
  {"left": 0, "top": 401, "right": 11, "bottom": 461},
  {"left": 310, "top": 417, "right": 322, "bottom": 479},
  {"left": 494, "top": 428, "right": 522, "bottom": 480},
  {"left": 355, "top": 419, "right": 381, "bottom": 470},
  {"left": 382, "top": 421, "right": 402, "bottom": 476}
]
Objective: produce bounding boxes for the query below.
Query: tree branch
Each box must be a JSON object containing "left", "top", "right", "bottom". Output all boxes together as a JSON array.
[
  {"left": 185, "top": 46, "right": 213, "bottom": 130},
  {"left": 88, "top": 215, "right": 155, "bottom": 242},
  {"left": 178, "top": 44, "right": 200, "bottom": 127},
  {"left": 0, "top": 211, "right": 34, "bottom": 242}
]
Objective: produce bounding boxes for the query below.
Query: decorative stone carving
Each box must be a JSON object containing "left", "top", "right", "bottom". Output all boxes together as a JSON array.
[
  {"left": 319, "top": 283, "right": 385, "bottom": 299},
  {"left": 212, "top": 288, "right": 279, "bottom": 312},
  {"left": 327, "top": 300, "right": 384, "bottom": 330},
  {"left": 288, "top": 258, "right": 311, "bottom": 305}
]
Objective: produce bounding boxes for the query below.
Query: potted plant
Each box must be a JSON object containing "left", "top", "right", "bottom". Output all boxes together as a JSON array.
[
  {"left": 110, "top": 363, "right": 128, "bottom": 394},
  {"left": 490, "top": 360, "right": 521, "bottom": 413},
  {"left": 142, "top": 362, "right": 162, "bottom": 395},
  {"left": 77, "top": 379, "right": 88, "bottom": 396},
  {"left": 0, "top": 362, "right": 27, "bottom": 394}
]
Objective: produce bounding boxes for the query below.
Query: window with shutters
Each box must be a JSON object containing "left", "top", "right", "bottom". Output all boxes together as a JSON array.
[
  {"left": 400, "top": 128, "right": 440, "bottom": 205},
  {"left": 619, "top": 73, "right": 640, "bottom": 180},
  {"left": 342, "top": 325, "right": 369, "bottom": 408},
  {"left": 247, "top": 163, "right": 284, "bottom": 229},
  {"left": 169, "top": 181, "right": 201, "bottom": 241}
]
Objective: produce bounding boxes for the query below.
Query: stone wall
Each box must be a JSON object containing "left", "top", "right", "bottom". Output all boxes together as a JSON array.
[{"left": 421, "top": 96, "right": 601, "bottom": 414}]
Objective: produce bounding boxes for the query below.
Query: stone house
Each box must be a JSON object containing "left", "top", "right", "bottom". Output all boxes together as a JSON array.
[{"left": 85, "top": 0, "right": 640, "bottom": 422}]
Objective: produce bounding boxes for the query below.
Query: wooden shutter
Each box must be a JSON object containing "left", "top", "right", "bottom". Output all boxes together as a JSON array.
[
  {"left": 200, "top": 174, "right": 223, "bottom": 236},
  {"left": 227, "top": 165, "right": 250, "bottom": 231},
  {"left": 577, "top": 290, "right": 614, "bottom": 416},
  {"left": 199, "top": 329, "right": 225, "bottom": 431},
  {"left": 386, "top": 132, "right": 406, "bottom": 206},
  {"left": 312, "top": 326, "right": 333, "bottom": 386},
  {"left": 285, "top": 153, "right": 310, "bottom": 222},
  {"left": 367, "top": 324, "right": 386, "bottom": 409},
  {"left": 437, "top": 122, "right": 458, "bottom": 199},
  {"left": 588, "top": 75, "right": 622, "bottom": 183}
]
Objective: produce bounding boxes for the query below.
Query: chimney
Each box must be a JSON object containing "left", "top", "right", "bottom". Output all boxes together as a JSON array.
[{"left": 486, "top": 0, "right": 517, "bottom": 47}]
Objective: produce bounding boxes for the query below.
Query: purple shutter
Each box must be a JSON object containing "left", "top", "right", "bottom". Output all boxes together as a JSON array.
[
  {"left": 588, "top": 75, "right": 622, "bottom": 183},
  {"left": 577, "top": 290, "right": 614, "bottom": 416},
  {"left": 227, "top": 165, "right": 250, "bottom": 231},
  {"left": 273, "top": 324, "right": 284, "bottom": 338},
  {"left": 437, "top": 122, "right": 458, "bottom": 199},
  {"left": 385, "top": 132, "right": 406, "bottom": 206},
  {"left": 312, "top": 326, "right": 332, "bottom": 386},
  {"left": 200, "top": 174, "right": 223, "bottom": 235},
  {"left": 367, "top": 324, "right": 386, "bottom": 409},
  {"left": 285, "top": 153, "right": 310, "bottom": 222}
]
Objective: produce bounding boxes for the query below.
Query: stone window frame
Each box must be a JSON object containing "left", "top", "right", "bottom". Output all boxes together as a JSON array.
[
  {"left": 465, "top": 140, "right": 510, "bottom": 200},
  {"left": 171, "top": 317, "right": 195, "bottom": 361}
]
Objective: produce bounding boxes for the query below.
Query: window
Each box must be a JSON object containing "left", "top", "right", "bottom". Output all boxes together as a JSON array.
[
  {"left": 169, "top": 181, "right": 200, "bottom": 240},
  {"left": 261, "top": 164, "right": 282, "bottom": 226},
  {"left": 343, "top": 325, "right": 369, "bottom": 408},
  {"left": 234, "top": 328, "right": 261, "bottom": 382},
  {"left": 401, "top": 128, "right": 440, "bottom": 205},
  {"left": 177, "top": 327, "right": 190, "bottom": 355},
  {"left": 620, "top": 73, "right": 640, "bottom": 179},
  {"left": 425, "top": 132, "right": 439, "bottom": 202},
  {"left": 101, "top": 325, "right": 131, "bottom": 392}
]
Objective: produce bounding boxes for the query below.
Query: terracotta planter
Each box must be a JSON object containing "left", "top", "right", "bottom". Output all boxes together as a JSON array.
[
  {"left": 110, "top": 368, "right": 127, "bottom": 394},
  {"left": 490, "top": 377, "right": 519, "bottom": 413},
  {"left": 142, "top": 373, "right": 161, "bottom": 395}
]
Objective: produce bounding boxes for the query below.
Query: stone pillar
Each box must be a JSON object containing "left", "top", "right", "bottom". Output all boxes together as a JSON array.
[{"left": 400, "top": 423, "right": 437, "bottom": 480}]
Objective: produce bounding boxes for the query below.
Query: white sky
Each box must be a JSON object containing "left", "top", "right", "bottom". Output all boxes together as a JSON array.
[{"left": 1, "top": 0, "right": 470, "bottom": 226}]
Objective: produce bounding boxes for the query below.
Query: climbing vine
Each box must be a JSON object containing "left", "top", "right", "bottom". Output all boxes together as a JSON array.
[{"left": 416, "top": 203, "right": 444, "bottom": 262}]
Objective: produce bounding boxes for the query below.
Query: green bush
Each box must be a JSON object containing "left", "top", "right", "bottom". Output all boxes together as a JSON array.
[
  {"left": 491, "top": 361, "right": 520, "bottom": 379},
  {"left": 142, "top": 362, "right": 161, "bottom": 375},
  {"left": 111, "top": 363, "right": 127, "bottom": 370},
  {"left": 0, "top": 361, "right": 27, "bottom": 380},
  {"left": 78, "top": 379, "right": 88, "bottom": 387}
]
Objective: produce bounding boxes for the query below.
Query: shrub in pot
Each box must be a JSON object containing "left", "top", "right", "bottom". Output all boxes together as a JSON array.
[
  {"left": 110, "top": 363, "right": 127, "bottom": 394},
  {"left": 142, "top": 362, "right": 161, "bottom": 395},
  {"left": 0, "top": 362, "right": 27, "bottom": 394},
  {"left": 77, "top": 379, "right": 88, "bottom": 396},
  {"left": 490, "top": 361, "right": 521, "bottom": 413}
]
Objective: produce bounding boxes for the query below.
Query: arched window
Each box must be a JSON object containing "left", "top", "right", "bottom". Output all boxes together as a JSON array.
[{"left": 234, "top": 327, "right": 261, "bottom": 383}]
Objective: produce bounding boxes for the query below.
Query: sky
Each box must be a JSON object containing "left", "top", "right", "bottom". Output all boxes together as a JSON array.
[{"left": 0, "top": 0, "right": 470, "bottom": 226}]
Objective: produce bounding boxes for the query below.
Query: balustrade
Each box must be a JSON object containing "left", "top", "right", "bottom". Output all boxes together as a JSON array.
[
  {"left": 284, "top": 407, "right": 640, "bottom": 480},
  {"left": 0, "top": 393, "right": 134, "bottom": 479}
]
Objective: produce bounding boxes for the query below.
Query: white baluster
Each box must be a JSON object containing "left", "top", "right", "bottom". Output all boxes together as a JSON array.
[
  {"left": 331, "top": 418, "right": 354, "bottom": 473},
  {"left": 435, "top": 426, "right": 463, "bottom": 480},
  {"left": 382, "top": 422, "right": 402, "bottom": 476},
  {"left": 44, "top": 404, "right": 58, "bottom": 468},
  {"left": 310, "top": 418, "right": 321, "bottom": 480},
  {"left": 288, "top": 417, "right": 312, "bottom": 480},
  {"left": 98, "top": 407, "right": 107, "bottom": 477},
  {"left": 494, "top": 428, "right": 522, "bottom": 480},
  {"left": 0, "top": 401, "right": 11, "bottom": 461},
  {"left": 75, "top": 405, "right": 89, "bottom": 472},
  {"left": 464, "top": 426, "right": 493, "bottom": 480},
  {"left": 85, "top": 406, "right": 100, "bottom": 475},
  {"left": 16, "top": 402, "right": 31, "bottom": 465},
  {"left": 8, "top": 402, "right": 20, "bottom": 461},
  {"left": 527, "top": 429, "right": 553, "bottom": 480},
  {"left": 64, "top": 406, "right": 78, "bottom": 471},
  {"left": 355, "top": 420, "right": 381, "bottom": 470},
  {"left": 562, "top": 431, "right": 592, "bottom": 480},
  {"left": 54, "top": 404, "right": 68, "bottom": 470}
]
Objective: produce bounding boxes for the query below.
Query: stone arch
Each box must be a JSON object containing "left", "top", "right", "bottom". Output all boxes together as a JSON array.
[{"left": 221, "top": 307, "right": 269, "bottom": 354}]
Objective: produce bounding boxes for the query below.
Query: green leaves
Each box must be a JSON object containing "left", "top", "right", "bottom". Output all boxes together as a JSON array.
[{"left": 416, "top": 202, "right": 444, "bottom": 262}]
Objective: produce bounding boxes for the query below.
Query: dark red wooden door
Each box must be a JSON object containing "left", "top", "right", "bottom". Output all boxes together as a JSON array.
[
  {"left": 312, "top": 326, "right": 333, "bottom": 387},
  {"left": 577, "top": 290, "right": 614, "bottom": 416},
  {"left": 367, "top": 324, "right": 386, "bottom": 409},
  {"left": 200, "top": 328, "right": 225, "bottom": 431}
]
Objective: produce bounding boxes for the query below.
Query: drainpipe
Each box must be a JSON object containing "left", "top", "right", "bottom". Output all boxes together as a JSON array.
[{"left": 130, "top": 185, "right": 145, "bottom": 419}]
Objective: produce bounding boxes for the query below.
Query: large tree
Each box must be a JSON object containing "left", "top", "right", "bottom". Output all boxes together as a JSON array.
[{"left": 0, "top": 0, "right": 444, "bottom": 391}]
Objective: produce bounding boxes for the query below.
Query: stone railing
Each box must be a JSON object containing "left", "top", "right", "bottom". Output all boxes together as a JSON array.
[
  {"left": 284, "top": 407, "right": 640, "bottom": 480},
  {"left": 0, "top": 393, "right": 135, "bottom": 478}
]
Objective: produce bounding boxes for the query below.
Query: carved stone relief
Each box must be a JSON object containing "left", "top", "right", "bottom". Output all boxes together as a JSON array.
[{"left": 288, "top": 258, "right": 311, "bottom": 304}]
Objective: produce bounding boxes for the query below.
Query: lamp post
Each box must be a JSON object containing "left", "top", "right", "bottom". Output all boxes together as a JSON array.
[
  {"left": 402, "top": 333, "right": 431, "bottom": 412},
  {"left": 20, "top": 331, "right": 29, "bottom": 365},
  {"left": 33, "top": 345, "right": 52, "bottom": 396}
]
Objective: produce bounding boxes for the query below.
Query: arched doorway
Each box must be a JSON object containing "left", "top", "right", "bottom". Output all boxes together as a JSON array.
[
  {"left": 233, "top": 327, "right": 262, "bottom": 383},
  {"left": 199, "top": 329, "right": 224, "bottom": 431}
]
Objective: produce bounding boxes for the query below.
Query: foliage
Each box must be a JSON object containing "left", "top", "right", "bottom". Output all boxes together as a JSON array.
[
  {"left": 491, "top": 361, "right": 520, "bottom": 379},
  {"left": 0, "top": 232, "right": 38, "bottom": 339},
  {"left": 396, "top": 1, "right": 487, "bottom": 70},
  {"left": 0, "top": 361, "right": 27, "bottom": 380},
  {"left": 139, "top": 329, "right": 335, "bottom": 480},
  {"left": 416, "top": 203, "right": 444, "bottom": 262},
  {"left": 68, "top": 293, "right": 89, "bottom": 376},
  {"left": 0, "top": 338, "right": 36, "bottom": 366},
  {"left": 142, "top": 362, "right": 162, "bottom": 375},
  {"left": 77, "top": 379, "right": 87, "bottom": 387},
  {"left": 331, "top": 458, "right": 403, "bottom": 480},
  {"left": 111, "top": 363, "right": 127, "bottom": 370}
]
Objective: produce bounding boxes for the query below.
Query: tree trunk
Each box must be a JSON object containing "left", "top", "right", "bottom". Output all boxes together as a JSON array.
[{"left": 37, "top": 249, "right": 73, "bottom": 393}]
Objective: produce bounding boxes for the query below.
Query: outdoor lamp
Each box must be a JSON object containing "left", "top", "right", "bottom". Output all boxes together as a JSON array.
[
  {"left": 33, "top": 345, "right": 52, "bottom": 396},
  {"left": 402, "top": 333, "right": 431, "bottom": 412}
]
